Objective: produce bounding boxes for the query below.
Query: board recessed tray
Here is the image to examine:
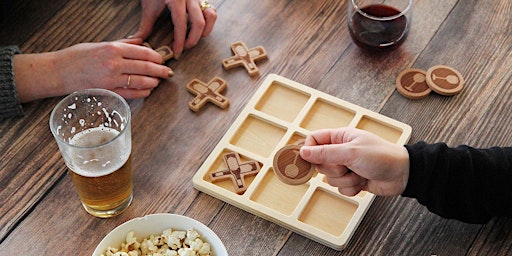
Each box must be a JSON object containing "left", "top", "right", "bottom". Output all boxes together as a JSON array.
[{"left": 192, "top": 74, "right": 412, "bottom": 250}]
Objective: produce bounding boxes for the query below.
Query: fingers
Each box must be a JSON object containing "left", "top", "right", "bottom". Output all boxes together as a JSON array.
[
  {"left": 319, "top": 164, "right": 367, "bottom": 197},
  {"left": 132, "top": 0, "right": 166, "bottom": 40},
  {"left": 167, "top": 0, "right": 188, "bottom": 58},
  {"left": 184, "top": 0, "right": 206, "bottom": 49},
  {"left": 305, "top": 128, "right": 350, "bottom": 146},
  {"left": 121, "top": 74, "right": 160, "bottom": 90},
  {"left": 201, "top": 7, "right": 217, "bottom": 37},
  {"left": 117, "top": 38, "right": 143, "bottom": 45},
  {"left": 336, "top": 179, "right": 367, "bottom": 197},
  {"left": 167, "top": 0, "right": 217, "bottom": 58},
  {"left": 121, "top": 43, "right": 164, "bottom": 64},
  {"left": 300, "top": 143, "right": 352, "bottom": 166},
  {"left": 122, "top": 59, "right": 171, "bottom": 79}
]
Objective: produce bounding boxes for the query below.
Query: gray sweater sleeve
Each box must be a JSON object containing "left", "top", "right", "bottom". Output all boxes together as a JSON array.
[{"left": 0, "top": 46, "right": 23, "bottom": 120}]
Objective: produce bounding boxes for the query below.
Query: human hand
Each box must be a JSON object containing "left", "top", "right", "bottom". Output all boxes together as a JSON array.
[
  {"left": 14, "top": 39, "right": 173, "bottom": 102},
  {"left": 133, "top": 0, "right": 217, "bottom": 59},
  {"left": 299, "top": 127, "right": 410, "bottom": 197}
]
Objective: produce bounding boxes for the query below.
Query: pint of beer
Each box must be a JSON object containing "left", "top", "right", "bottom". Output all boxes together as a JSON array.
[{"left": 50, "top": 89, "right": 132, "bottom": 218}]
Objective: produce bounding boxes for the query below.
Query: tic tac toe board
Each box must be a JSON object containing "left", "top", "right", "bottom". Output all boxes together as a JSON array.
[{"left": 192, "top": 74, "right": 412, "bottom": 250}]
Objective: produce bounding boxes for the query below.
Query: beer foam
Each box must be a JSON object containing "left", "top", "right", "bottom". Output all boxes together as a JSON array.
[{"left": 68, "top": 127, "right": 130, "bottom": 177}]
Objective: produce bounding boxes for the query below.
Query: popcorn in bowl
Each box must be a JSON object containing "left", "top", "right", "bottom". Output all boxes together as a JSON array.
[
  {"left": 93, "top": 214, "right": 227, "bottom": 256},
  {"left": 102, "top": 228, "right": 211, "bottom": 256}
]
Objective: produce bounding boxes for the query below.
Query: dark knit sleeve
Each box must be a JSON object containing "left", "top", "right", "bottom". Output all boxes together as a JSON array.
[
  {"left": 0, "top": 45, "right": 23, "bottom": 119},
  {"left": 402, "top": 142, "right": 512, "bottom": 223}
]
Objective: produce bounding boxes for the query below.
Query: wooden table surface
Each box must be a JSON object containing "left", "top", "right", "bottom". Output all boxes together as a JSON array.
[{"left": 1, "top": 0, "right": 512, "bottom": 255}]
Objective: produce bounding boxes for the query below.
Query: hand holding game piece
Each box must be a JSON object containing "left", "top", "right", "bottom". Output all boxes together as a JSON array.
[
  {"left": 273, "top": 144, "right": 315, "bottom": 185},
  {"left": 13, "top": 39, "right": 174, "bottom": 102},
  {"left": 133, "top": 0, "right": 217, "bottom": 59},
  {"left": 210, "top": 152, "right": 260, "bottom": 194},
  {"left": 222, "top": 41, "right": 268, "bottom": 76},
  {"left": 186, "top": 77, "right": 230, "bottom": 111}
]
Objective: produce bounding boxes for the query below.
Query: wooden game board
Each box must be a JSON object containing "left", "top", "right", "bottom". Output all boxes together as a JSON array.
[{"left": 192, "top": 74, "right": 412, "bottom": 250}]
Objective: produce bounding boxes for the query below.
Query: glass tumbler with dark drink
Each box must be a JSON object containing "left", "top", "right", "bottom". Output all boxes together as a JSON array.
[
  {"left": 348, "top": 0, "right": 413, "bottom": 52},
  {"left": 50, "top": 89, "right": 132, "bottom": 218}
]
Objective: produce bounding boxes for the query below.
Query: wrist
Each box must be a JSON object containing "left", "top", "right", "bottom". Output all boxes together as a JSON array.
[
  {"left": 14, "top": 52, "right": 62, "bottom": 102},
  {"left": 397, "top": 145, "right": 410, "bottom": 194}
]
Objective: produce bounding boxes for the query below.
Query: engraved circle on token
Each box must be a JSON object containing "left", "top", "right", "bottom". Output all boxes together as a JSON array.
[
  {"left": 273, "top": 144, "right": 315, "bottom": 185},
  {"left": 395, "top": 68, "right": 431, "bottom": 99},
  {"left": 426, "top": 65, "right": 464, "bottom": 96}
]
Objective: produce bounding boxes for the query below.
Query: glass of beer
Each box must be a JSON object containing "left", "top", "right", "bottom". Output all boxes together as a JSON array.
[{"left": 50, "top": 89, "right": 132, "bottom": 218}]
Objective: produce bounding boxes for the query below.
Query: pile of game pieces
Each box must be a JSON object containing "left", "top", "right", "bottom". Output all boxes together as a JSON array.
[
  {"left": 396, "top": 65, "right": 464, "bottom": 99},
  {"left": 149, "top": 40, "right": 268, "bottom": 112}
]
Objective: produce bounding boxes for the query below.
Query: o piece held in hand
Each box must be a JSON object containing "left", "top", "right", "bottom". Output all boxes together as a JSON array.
[
  {"left": 210, "top": 152, "right": 261, "bottom": 194},
  {"left": 222, "top": 41, "right": 268, "bottom": 76},
  {"left": 273, "top": 144, "right": 315, "bottom": 185},
  {"left": 186, "top": 77, "right": 230, "bottom": 112}
]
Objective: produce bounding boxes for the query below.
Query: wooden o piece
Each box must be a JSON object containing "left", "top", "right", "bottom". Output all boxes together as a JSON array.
[
  {"left": 186, "top": 77, "right": 230, "bottom": 112},
  {"left": 426, "top": 65, "right": 464, "bottom": 96},
  {"left": 395, "top": 68, "right": 431, "bottom": 99},
  {"left": 222, "top": 41, "right": 268, "bottom": 76},
  {"left": 273, "top": 144, "right": 315, "bottom": 185}
]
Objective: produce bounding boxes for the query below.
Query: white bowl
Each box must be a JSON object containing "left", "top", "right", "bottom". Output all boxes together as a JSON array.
[{"left": 93, "top": 213, "right": 228, "bottom": 256}]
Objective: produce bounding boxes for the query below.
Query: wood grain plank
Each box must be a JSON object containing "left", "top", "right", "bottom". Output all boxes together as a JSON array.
[
  {"left": 2, "top": 0, "right": 511, "bottom": 255},
  {"left": 0, "top": 0, "right": 70, "bottom": 46}
]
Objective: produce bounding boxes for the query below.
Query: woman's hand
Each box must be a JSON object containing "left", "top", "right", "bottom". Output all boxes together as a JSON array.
[
  {"left": 133, "top": 0, "right": 217, "bottom": 59},
  {"left": 14, "top": 39, "right": 173, "bottom": 102}
]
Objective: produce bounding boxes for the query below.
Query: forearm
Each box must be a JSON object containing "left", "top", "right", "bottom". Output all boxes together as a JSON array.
[
  {"left": 13, "top": 52, "right": 64, "bottom": 102},
  {"left": 403, "top": 142, "right": 512, "bottom": 223}
]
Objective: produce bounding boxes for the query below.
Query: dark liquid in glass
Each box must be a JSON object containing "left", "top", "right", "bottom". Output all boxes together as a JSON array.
[{"left": 349, "top": 4, "right": 408, "bottom": 52}]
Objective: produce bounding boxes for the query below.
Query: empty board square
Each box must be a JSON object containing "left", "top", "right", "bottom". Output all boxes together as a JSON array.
[
  {"left": 288, "top": 132, "right": 306, "bottom": 145},
  {"left": 230, "top": 115, "right": 286, "bottom": 158},
  {"left": 204, "top": 149, "right": 261, "bottom": 195},
  {"left": 255, "top": 81, "right": 310, "bottom": 123},
  {"left": 301, "top": 99, "right": 355, "bottom": 131},
  {"left": 299, "top": 189, "right": 358, "bottom": 237},
  {"left": 356, "top": 116, "right": 403, "bottom": 143},
  {"left": 250, "top": 168, "right": 309, "bottom": 215}
]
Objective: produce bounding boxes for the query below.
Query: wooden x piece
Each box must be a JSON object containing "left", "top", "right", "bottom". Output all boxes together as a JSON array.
[
  {"left": 222, "top": 41, "right": 268, "bottom": 76},
  {"left": 210, "top": 152, "right": 260, "bottom": 194},
  {"left": 186, "top": 77, "right": 230, "bottom": 112},
  {"left": 142, "top": 42, "right": 174, "bottom": 62}
]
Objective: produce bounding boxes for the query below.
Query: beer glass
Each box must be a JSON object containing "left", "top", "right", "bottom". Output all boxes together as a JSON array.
[{"left": 50, "top": 89, "right": 132, "bottom": 218}]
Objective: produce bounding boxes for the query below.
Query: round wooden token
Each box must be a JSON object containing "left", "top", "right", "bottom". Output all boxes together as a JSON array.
[
  {"left": 426, "top": 65, "right": 464, "bottom": 96},
  {"left": 395, "top": 68, "right": 431, "bottom": 99},
  {"left": 273, "top": 144, "right": 315, "bottom": 185}
]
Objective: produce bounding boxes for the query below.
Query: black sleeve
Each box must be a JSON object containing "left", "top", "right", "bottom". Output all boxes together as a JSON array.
[{"left": 402, "top": 142, "right": 512, "bottom": 224}]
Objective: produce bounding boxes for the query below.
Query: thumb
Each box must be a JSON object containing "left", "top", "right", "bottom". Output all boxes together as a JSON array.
[{"left": 300, "top": 144, "right": 347, "bottom": 165}]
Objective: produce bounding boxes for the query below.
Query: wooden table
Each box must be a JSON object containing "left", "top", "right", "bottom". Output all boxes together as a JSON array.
[{"left": 1, "top": 0, "right": 512, "bottom": 255}]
